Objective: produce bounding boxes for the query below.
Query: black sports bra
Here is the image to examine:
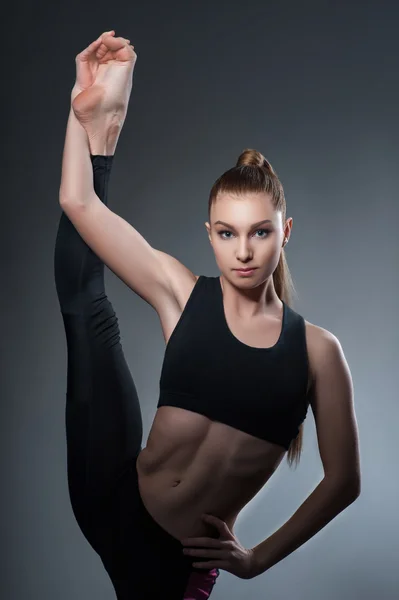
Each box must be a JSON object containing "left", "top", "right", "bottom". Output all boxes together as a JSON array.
[{"left": 157, "top": 275, "right": 311, "bottom": 450}]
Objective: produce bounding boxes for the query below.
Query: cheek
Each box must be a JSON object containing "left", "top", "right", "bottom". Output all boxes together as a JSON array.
[
  {"left": 212, "top": 238, "right": 228, "bottom": 255},
  {"left": 266, "top": 245, "right": 283, "bottom": 272},
  {"left": 265, "top": 241, "right": 281, "bottom": 258},
  {"left": 211, "top": 241, "right": 229, "bottom": 270},
  {"left": 254, "top": 237, "right": 278, "bottom": 256},
  {"left": 256, "top": 241, "right": 282, "bottom": 272}
]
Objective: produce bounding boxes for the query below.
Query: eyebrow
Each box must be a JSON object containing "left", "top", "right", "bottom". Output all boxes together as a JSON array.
[{"left": 213, "top": 219, "right": 273, "bottom": 229}]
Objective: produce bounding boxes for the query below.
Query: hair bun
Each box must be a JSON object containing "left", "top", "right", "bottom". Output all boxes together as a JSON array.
[{"left": 235, "top": 148, "right": 275, "bottom": 174}]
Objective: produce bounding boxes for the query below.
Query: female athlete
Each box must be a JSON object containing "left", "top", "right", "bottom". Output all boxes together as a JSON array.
[{"left": 54, "top": 30, "right": 361, "bottom": 599}]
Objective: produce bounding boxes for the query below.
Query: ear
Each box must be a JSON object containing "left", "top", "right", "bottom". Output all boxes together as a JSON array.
[
  {"left": 284, "top": 217, "right": 293, "bottom": 243},
  {"left": 205, "top": 222, "right": 212, "bottom": 244}
]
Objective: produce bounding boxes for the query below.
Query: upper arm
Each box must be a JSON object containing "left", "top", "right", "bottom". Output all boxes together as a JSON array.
[
  {"left": 310, "top": 330, "right": 361, "bottom": 494},
  {"left": 60, "top": 197, "right": 194, "bottom": 311}
]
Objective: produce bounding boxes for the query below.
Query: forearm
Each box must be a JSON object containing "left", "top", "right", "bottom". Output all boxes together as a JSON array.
[
  {"left": 59, "top": 106, "right": 120, "bottom": 206},
  {"left": 250, "top": 477, "right": 359, "bottom": 577},
  {"left": 59, "top": 107, "right": 94, "bottom": 205}
]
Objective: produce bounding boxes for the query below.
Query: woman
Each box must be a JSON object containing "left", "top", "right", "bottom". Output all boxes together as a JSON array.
[{"left": 55, "top": 31, "right": 361, "bottom": 599}]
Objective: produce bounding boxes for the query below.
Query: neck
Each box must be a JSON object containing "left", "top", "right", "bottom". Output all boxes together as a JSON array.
[{"left": 219, "top": 274, "right": 282, "bottom": 319}]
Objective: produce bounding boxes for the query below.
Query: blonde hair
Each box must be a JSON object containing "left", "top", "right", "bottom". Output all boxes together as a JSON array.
[{"left": 208, "top": 148, "right": 308, "bottom": 469}]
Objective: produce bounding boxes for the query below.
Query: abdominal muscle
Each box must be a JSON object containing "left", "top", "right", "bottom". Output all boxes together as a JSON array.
[{"left": 136, "top": 405, "right": 286, "bottom": 542}]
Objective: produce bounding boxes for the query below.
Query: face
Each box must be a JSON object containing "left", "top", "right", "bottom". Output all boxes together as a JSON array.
[{"left": 205, "top": 192, "right": 292, "bottom": 287}]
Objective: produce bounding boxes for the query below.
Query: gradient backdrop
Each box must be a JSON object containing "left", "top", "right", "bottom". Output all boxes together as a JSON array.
[{"left": 2, "top": 1, "right": 398, "bottom": 598}]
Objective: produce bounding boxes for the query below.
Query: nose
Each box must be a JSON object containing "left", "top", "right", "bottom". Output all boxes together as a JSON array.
[{"left": 236, "top": 237, "right": 253, "bottom": 261}]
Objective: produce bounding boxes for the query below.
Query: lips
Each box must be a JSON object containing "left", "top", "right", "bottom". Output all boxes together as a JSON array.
[{"left": 234, "top": 268, "right": 257, "bottom": 272}]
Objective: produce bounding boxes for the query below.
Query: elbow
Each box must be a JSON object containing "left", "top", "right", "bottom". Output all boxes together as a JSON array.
[
  {"left": 351, "top": 480, "right": 361, "bottom": 500},
  {"left": 59, "top": 194, "right": 87, "bottom": 211},
  {"left": 345, "top": 482, "right": 361, "bottom": 503},
  {"left": 59, "top": 193, "right": 73, "bottom": 208},
  {"left": 59, "top": 194, "right": 78, "bottom": 208},
  {"left": 324, "top": 473, "right": 361, "bottom": 503}
]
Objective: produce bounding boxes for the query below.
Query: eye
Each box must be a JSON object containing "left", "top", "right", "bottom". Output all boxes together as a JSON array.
[
  {"left": 218, "top": 230, "right": 233, "bottom": 239},
  {"left": 218, "top": 229, "right": 270, "bottom": 240},
  {"left": 254, "top": 229, "right": 270, "bottom": 238}
]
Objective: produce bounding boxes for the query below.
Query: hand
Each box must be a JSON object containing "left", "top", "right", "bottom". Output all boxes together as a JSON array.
[
  {"left": 181, "top": 514, "right": 258, "bottom": 580},
  {"left": 71, "top": 30, "right": 137, "bottom": 149}
]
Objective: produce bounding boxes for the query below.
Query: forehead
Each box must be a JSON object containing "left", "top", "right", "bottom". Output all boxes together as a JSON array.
[{"left": 212, "top": 192, "right": 278, "bottom": 223}]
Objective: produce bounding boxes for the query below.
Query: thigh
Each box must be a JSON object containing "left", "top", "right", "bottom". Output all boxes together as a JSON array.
[
  {"left": 96, "top": 462, "right": 196, "bottom": 599},
  {"left": 63, "top": 296, "right": 143, "bottom": 533}
]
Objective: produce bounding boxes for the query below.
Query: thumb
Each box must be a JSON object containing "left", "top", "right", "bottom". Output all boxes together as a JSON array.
[
  {"left": 100, "top": 34, "right": 130, "bottom": 52},
  {"left": 76, "top": 31, "right": 116, "bottom": 63},
  {"left": 202, "top": 514, "right": 232, "bottom": 537},
  {"left": 100, "top": 30, "right": 115, "bottom": 40}
]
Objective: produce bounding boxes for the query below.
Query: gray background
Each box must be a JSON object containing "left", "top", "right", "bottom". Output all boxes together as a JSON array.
[{"left": 2, "top": 0, "right": 398, "bottom": 598}]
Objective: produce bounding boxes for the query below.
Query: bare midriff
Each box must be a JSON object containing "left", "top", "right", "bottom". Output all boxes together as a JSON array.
[{"left": 136, "top": 405, "right": 286, "bottom": 542}]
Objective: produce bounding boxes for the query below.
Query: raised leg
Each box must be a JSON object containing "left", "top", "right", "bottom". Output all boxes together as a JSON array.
[{"left": 54, "top": 155, "right": 143, "bottom": 539}]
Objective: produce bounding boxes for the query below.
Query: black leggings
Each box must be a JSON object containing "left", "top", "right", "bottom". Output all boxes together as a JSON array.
[{"left": 53, "top": 156, "right": 219, "bottom": 599}]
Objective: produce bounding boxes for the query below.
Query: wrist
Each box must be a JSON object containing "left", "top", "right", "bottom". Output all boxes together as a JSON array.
[
  {"left": 70, "top": 103, "right": 124, "bottom": 155},
  {"left": 88, "top": 122, "right": 122, "bottom": 156},
  {"left": 249, "top": 544, "right": 271, "bottom": 578}
]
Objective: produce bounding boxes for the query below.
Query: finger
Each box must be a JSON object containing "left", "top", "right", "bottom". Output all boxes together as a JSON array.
[
  {"left": 181, "top": 538, "right": 222, "bottom": 547},
  {"left": 98, "top": 32, "right": 134, "bottom": 56},
  {"left": 202, "top": 514, "right": 224, "bottom": 526},
  {"left": 79, "top": 30, "right": 115, "bottom": 58},
  {"left": 89, "top": 30, "right": 114, "bottom": 50},
  {"left": 184, "top": 548, "right": 224, "bottom": 557},
  {"left": 100, "top": 30, "right": 115, "bottom": 39},
  {"left": 203, "top": 514, "right": 231, "bottom": 535},
  {"left": 95, "top": 32, "right": 123, "bottom": 59},
  {"left": 101, "top": 35, "right": 132, "bottom": 51}
]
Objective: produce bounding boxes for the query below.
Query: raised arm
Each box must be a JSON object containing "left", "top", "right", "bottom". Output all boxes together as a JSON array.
[{"left": 59, "top": 31, "right": 195, "bottom": 311}]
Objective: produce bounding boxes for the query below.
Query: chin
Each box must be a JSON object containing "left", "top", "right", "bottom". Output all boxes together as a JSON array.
[{"left": 230, "top": 270, "right": 261, "bottom": 284}]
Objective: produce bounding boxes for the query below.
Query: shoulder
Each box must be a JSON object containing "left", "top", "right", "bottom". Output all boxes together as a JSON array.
[
  {"left": 305, "top": 319, "right": 339, "bottom": 351},
  {"left": 304, "top": 319, "right": 350, "bottom": 394}
]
